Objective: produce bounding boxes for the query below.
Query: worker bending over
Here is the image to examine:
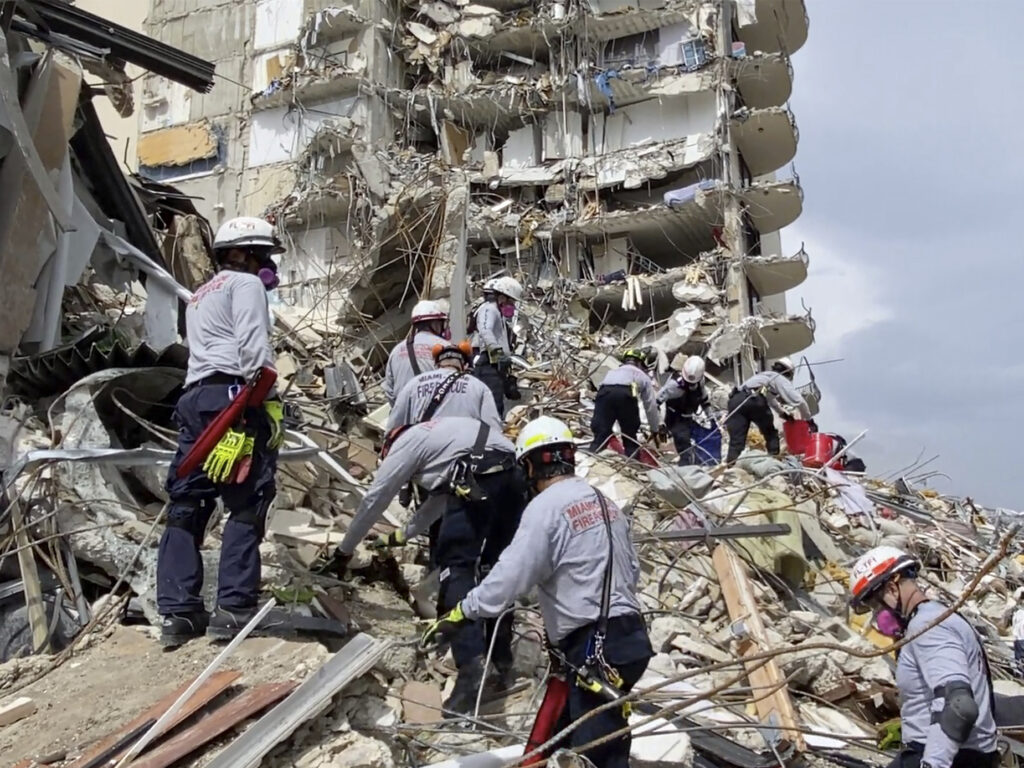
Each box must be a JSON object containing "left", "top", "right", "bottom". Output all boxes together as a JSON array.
[
  {"left": 472, "top": 276, "right": 523, "bottom": 417},
  {"left": 387, "top": 341, "right": 502, "bottom": 432},
  {"left": 657, "top": 356, "right": 709, "bottom": 465},
  {"left": 383, "top": 300, "right": 449, "bottom": 405},
  {"left": 590, "top": 348, "right": 661, "bottom": 458},
  {"left": 850, "top": 547, "right": 998, "bottom": 768},
  {"left": 313, "top": 417, "right": 528, "bottom": 716},
  {"left": 724, "top": 357, "right": 810, "bottom": 464},
  {"left": 424, "top": 417, "right": 652, "bottom": 767},
  {"left": 159, "top": 217, "right": 287, "bottom": 647}
]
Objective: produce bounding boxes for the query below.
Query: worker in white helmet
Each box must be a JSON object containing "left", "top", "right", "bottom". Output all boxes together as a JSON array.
[
  {"left": 472, "top": 276, "right": 523, "bottom": 417},
  {"left": 383, "top": 300, "right": 450, "bottom": 406},
  {"left": 849, "top": 547, "right": 998, "bottom": 768},
  {"left": 422, "top": 416, "right": 651, "bottom": 767},
  {"left": 159, "top": 217, "right": 289, "bottom": 647},
  {"left": 724, "top": 356, "right": 812, "bottom": 464},
  {"left": 656, "top": 356, "right": 710, "bottom": 465}
]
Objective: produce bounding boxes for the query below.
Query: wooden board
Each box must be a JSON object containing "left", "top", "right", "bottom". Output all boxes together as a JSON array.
[
  {"left": 0, "top": 695, "right": 37, "bottom": 726},
  {"left": 130, "top": 682, "right": 296, "bottom": 768},
  {"left": 66, "top": 670, "right": 241, "bottom": 768},
  {"left": 712, "top": 543, "right": 806, "bottom": 752}
]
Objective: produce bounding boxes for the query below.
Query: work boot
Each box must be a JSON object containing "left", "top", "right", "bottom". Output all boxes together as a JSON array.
[
  {"left": 483, "top": 663, "right": 517, "bottom": 699},
  {"left": 443, "top": 658, "right": 485, "bottom": 719},
  {"left": 160, "top": 611, "right": 208, "bottom": 648},
  {"left": 309, "top": 548, "right": 352, "bottom": 579},
  {"left": 206, "top": 605, "right": 295, "bottom": 641}
]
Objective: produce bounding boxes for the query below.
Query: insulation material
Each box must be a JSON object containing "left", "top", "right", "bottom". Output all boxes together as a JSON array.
[
  {"left": 542, "top": 110, "right": 582, "bottom": 160},
  {"left": 137, "top": 122, "right": 218, "bottom": 168},
  {"left": 254, "top": 0, "right": 303, "bottom": 51},
  {"left": 248, "top": 97, "right": 358, "bottom": 167}
]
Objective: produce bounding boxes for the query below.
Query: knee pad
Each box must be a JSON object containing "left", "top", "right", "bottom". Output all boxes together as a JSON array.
[
  {"left": 228, "top": 492, "right": 271, "bottom": 536},
  {"left": 166, "top": 499, "right": 214, "bottom": 533}
]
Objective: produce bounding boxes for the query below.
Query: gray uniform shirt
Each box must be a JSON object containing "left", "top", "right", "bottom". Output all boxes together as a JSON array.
[
  {"left": 599, "top": 364, "right": 661, "bottom": 430},
  {"left": 386, "top": 369, "right": 503, "bottom": 432},
  {"left": 184, "top": 271, "right": 275, "bottom": 386},
  {"left": 339, "top": 417, "right": 515, "bottom": 554},
  {"left": 474, "top": 302, "right": 510, "bottom": 356},
  {"left": 462, "top": 476, "right": 642, "bottom": 643},
  {"left": 896, "top": 601, "right": 997, "bottom": 766},
  {"left": 741, "top": 371, "right": 812, "bottom": 420},
  {"left": 383, "top": 331, "right": 448, "bottom": 405}
]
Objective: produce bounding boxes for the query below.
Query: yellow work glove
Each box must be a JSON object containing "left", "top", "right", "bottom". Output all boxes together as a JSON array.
[
  {"left": 369, "top": 529, "right": 407, "bottom": 551},
  {"left": 487, "top": 347, "right": 502, "bottom": 364},
  {"left": 203, "top": 428, "right": 254, "bottom": 483},
  {"left": 264, "top": 400, "right": 285, "bottom": 450},
  {"left": 420, "top": 602, "right": 467, "bottom": 647}
]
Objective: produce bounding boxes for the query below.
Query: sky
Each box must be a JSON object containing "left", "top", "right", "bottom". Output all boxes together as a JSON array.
[{"left": 783, "top": 0, "right": 1024, "bottom": 508}]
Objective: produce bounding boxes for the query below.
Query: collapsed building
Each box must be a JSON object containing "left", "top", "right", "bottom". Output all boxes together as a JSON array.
[{"left": 6, "top": 2, "right": 1024, "bottom": 768}]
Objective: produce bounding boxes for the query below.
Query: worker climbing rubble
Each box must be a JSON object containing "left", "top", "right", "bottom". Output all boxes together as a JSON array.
[
  {"left": 656, "top": 355, "right": 711, "bottom": 465},
  {"left": 590, "top": 347, "right": 661, "bottom": 459},
  {"left": 386, "top": 341, "right": 502, "bottom": 432},
  {"left": 383, "top": 300, "right": 450, "bottom": 406},
  {"left": 423, "top": 416, "right": 652, "bottom": 768},
  {"left": 158, "top": 217, "right": 289, "bottom": 648},
  {"left": 850, "top": 546, "right": 999, "bottom": 768},
  {"left": 313, "top": 416, "right": 528, "bottom": 716},
  {"left": 724, "top": 356, "right": 813, "bottom": 464},
  {"left": 472, "top": 276, "right": 523, "bottom": 417}
]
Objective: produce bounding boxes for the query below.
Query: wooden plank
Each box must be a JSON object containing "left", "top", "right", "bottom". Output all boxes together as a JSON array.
[
  {"left": 9, "top": 499, "right": 48, "bottom": 653},
  {"left": 0, "top": 695, "right": 37, "bottom": 726},
  {"left": 137, "top": 122, "right": 217, "bottom": 167},
  {"left": 712, "top": 543, "right": 806, "bottom": 752},
  {"left": 130, "top": 682, "right": 296, "bottom": 768},
  {"left": 66, "top": 670, "right": 241, "bottom": 768}
]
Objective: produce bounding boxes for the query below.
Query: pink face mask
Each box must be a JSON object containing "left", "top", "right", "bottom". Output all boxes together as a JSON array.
[
  {"left": 441, "top": 327, "right": 452, "bottom": 341},
  {"left": 873, "top": 607, "right": 906, "bottom": 638},
  {"left": 258, "top": 266, "right": 280, "bottom": 290},
  {"left": 500, "top": 303, "right": 516, "bottom": 319}
]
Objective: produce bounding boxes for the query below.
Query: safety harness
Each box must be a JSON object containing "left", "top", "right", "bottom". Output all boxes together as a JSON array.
[
  {"left": 443, "top": 421, "right": 514, "bottom": 501},
  {"left": 418, "top": 371, "right": 467, "bottom": 423},
  {"left": 406, "top": 335, "right": 422, "bottom": 377}
]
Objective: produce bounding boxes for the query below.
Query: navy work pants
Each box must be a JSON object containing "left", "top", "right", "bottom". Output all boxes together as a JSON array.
[
  {"left": 725, "top": 388, "right": 778, "bottom": 463},
  {"left": 157, "top": 382, "right": 278, "bottom": 615},
  {"left": 590, "top": 385, "right": 641, "bottom": 458},
  {"left": 555, "top": 613, "right": 653, "bottom": 768},
  {"left": 887, "top": 743, "right": 999, "bottom": 768},
  {"left": 473, "top": 360, "right": 506, "bottom": 418},
  {"left": 435, "top": 459, "right": 527, "bottom": 672},
  {"left": 666, "top": 411, "right": 698, "bottom": 465}
]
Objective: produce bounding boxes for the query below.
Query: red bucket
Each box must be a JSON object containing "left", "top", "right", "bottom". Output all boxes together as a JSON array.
[
  {"left": 803, "top": 433, "right": 837, "bottom": 469},
  {"left": 783, "top": 420, "right": 812, "bottom": 455}
]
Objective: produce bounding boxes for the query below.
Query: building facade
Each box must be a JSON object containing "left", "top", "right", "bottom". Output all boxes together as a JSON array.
[{"left": 140, "top": 0, "right": 812, "bottom": 380}]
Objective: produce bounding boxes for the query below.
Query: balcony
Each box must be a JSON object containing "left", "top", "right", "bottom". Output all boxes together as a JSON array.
[
  {"left": 731, "top": 106, "right": 798, "bottom": 177},
  {"left": 731, "top": 51, "right": 793, "bottom": 108},
  {"left": 586, "top": 67, "right": 717, "bottom": 111},
  {"left": 752, "top": 312, "right": 815, "bottom": 358},
  {"left": 744, "top": 243, "right": 808, "bottom": 296},
  {"left": 739, "top": 172, "right": 803, "bottom": 233},
  {"left": 577, "top": 2, "right": 705, "bottom": 42},
  {"left": 734, "top": 0, "right": 809, "bottom": 55}
]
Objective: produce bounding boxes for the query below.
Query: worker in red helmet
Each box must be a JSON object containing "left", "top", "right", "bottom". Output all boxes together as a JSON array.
[
  {"left": 159, "top": 217, "right": 289, "bottom": 648},
  {"left": 849, "top": 547, "right": 998, "bottom": 768}
]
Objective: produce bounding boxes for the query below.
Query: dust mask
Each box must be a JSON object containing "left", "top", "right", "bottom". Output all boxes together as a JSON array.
[{"left": 500, "top": 304, "right": 516, "bottom": 319}]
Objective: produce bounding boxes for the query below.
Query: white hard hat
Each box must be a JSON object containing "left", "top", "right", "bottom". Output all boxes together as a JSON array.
[
  {"left": 515, "top": 415, "right": 574, "bottom": 461},
  {"left": 411, "top": 300, "right": 447, "bottom": 324},
  {"left": 772, "top": 356, "right": 795, "bottom": 376},
  {"left": 489, "top": 276, "right": 523, "bottom": 302},
  {"left": 681, "top": 356, "right": 706, "bottom": 384},
  {"left": 849, "top": 545, "right": 919, "bottom": 613},
  {"left": 213, "top": 217, "right": 284, "bottom": 254}
]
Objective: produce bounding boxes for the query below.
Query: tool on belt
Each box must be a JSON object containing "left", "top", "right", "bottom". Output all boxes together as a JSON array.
[
  {"left": 176, "top": 366, "right": 277, "bottom": 480},
  {"left": 443, "top": 421, "right": 514, "bottom": 501}
]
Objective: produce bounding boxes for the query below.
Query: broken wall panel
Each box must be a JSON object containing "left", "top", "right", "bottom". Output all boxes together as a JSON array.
[
  {"left": 137, "top": 121, "right": 219, "bottom": 167},
  {"left": 589, "top": 90, "right": 716, "bottom": 153},
  {"left": 255, "top": 0, "right": 305, "bottom": 51},
  {"left": 247, "top": 97, "right": 360, "bottom": 167}
]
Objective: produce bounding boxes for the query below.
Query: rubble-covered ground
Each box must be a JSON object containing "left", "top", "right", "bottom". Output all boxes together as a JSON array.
[{"left": 4, "top": 273, "right": 1024, "bottom": 768}]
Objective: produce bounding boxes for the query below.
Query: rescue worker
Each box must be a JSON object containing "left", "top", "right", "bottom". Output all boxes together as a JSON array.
[
  {"left": 724, "top": 356, "right": 811, "bottom": 464},
  {"left": 313, "top": 417, "right": 528, "bottom": 716},
  {"left": 386, "top": 341, "right": 502, "bottom": 432},
  {"left": 473, "top": 276, "right": 523, "bottom": 417},
  {"left": 590, "top": 348, "right": 661, "bottom": 459},
  {"left": 383, "top": 300, "right": 450, "bottom": 406},
  {"left": 656, "top": 355, "right": 709, "bottom": 465},
  {"left": 423, "top": 417, "right": 652, "bottom": 767},
  {"left": 159, "top": 217, "right": 287, "bottom": 647},
  {"left": 849, "top": 547, "right": 998, "bottom": 768}
]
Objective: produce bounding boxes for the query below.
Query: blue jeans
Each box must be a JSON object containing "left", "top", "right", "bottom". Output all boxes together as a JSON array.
[{"left": 157, "top": 382, "right": 277, "bottom": 615}]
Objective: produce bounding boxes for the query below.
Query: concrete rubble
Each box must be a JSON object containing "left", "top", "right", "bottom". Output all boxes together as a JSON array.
[{"left": 1, "top": 2, "right": 1023, "bottom": 768}]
